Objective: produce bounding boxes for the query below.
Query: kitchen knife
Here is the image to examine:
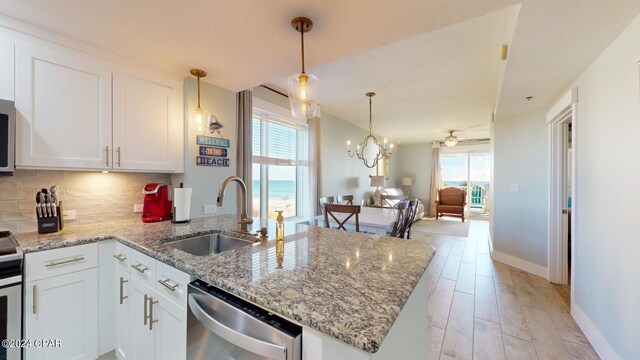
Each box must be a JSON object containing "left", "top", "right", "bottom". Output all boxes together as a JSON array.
[
  {"left": 48, "top": 193, "right": 57, "bottom": 217},
  {"left": 39, "top": 191, "right": 48, "bottom": 217},
  {"left": 35, "top": 192, "right": 42, "bottom": 218}
]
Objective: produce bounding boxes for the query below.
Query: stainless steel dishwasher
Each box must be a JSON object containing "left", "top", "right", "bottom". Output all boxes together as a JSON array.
[{"left": 187, "top": 280, "right": 302, "bottom": 360}]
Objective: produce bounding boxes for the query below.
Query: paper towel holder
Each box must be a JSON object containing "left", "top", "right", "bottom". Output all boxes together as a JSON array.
[{"left": 172, "top": 183, "right": 191, "bottom": 224}]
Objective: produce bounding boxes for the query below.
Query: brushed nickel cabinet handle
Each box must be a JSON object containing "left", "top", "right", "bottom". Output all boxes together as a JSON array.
[
  {"left": 117, "top": 146, "right": 121, "bottom": 167},
  {"left": 144, "top": 294, "right": 150, "bottom": 325},
  {"left": 131, "top": 263, "right": 148, "bottom": 273},
  {"left": 32, "top": 285, "right": 38, "bottom": 315},
  {"left": 119, "top": 277, "right": 128, "bottom": 305},
  {"left": 113, "top": 254, "right": 126, "bottom": 262},
  {"left": 158, "top": 278, "right": 179, "bottom": 292},
  {"left": 45, "top": 256, "right": 85, "bottom": 268},
  {"left": 106, "top": 145, "right": 110, "bottom": 166},
  {"left": 149, "top": 297, "right": 158, "bottom": 331}
]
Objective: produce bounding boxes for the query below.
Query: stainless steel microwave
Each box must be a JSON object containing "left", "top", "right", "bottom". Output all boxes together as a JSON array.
[{"left": 0, "top": 100, "right": 15, "bottom": 175}]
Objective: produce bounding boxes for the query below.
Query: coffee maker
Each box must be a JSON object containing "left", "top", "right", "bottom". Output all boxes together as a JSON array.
[{"left": 142, "top": 183, "right": 172, "bottom": 223}]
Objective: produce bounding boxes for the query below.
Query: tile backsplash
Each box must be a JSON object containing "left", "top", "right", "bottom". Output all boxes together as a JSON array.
[{"left": 0, "top": 170, "right": 171, "bottom": 233}]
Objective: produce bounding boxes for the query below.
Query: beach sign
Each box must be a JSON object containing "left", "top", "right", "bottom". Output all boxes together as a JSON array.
[
  {"left": 196, "top": 135, "right": 230, "bottom": 148},
  {"left": 196, "top": 156, "right": 230, "bottom": 167},
  {"left": 199, "top": 146, "right": 227, "bottom": 157}
]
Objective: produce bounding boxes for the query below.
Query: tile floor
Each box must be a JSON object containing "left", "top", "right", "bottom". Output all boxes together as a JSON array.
[{"left": 411, "top": 220, "right": 599, "bottom": 360}]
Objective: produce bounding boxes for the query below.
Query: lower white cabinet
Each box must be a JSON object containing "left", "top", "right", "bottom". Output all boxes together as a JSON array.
[
  {"left": 24, "top": 268, "right": 99, "bottom": 360},
  {"left": 114, "top": 266, "right": 131, "bottom": 360},
  {"left": 115, "top": 245, "right": 187, "bottom": 360}
]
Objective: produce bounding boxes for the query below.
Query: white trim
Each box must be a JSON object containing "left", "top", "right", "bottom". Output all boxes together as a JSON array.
[
  {"left": 572, "top": 305, "right": 620, "bottom": 360},
  {"left": 253, "top": 97, "right": 302, "bottom": 125},
  {"left": 490, "top": 250, "right": 548, "bottom": 278},
  {"left": 546, "top": 87, "right": 577, "bottom": 290}
]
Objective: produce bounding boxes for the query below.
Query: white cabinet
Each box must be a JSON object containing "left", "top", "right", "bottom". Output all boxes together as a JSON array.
[
  {"left": 115, "top": 266, "right": 131, "bottom": 360},
  {"left": 13, "top": 36, "right": 184, "bottom": 173},
  {"left": 117, "top": 245, "right": 188, "bottom": 360},
  {"left": 15, "top": 44, "right": 112, "bottom": 170},
  {"left": 130, "top": 277, "right": 156, "bottom": 360},
  {"left": 24, "top": 268, "right": 99, "bottom": 360},
  {"left": 0, "top": 37, "right": 14, "bottom": 101},
  {"left": 113, "top": 72, "right": 182, "bottom": 172}
]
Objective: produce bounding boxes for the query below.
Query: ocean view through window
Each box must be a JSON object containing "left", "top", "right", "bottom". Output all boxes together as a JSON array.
[{"left": 252, "top": 108, "right": 308, "bottom": 219}]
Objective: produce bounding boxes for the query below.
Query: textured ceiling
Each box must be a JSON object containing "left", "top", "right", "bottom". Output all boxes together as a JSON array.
[{"left": 0, "top": 0, "right": 518, "bottom": 92}]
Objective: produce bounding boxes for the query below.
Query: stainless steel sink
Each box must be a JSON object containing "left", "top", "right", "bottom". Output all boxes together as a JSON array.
[{"left": 167, "top": 233, "right": 257, "bottom": 256}]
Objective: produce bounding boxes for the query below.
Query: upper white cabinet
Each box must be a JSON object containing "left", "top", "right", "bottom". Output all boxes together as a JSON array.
[
  {"left": 15, "top": 44, "right": 112, "bottom": 169},
  {"left": 113, "top": 72, "right": 182, "bottom": 172},
  {"left": 0, "top": 37, "right": 14, "bottom": 101},
  {"left": 12, "top": 36, "right": 184, "bottom": 173}
]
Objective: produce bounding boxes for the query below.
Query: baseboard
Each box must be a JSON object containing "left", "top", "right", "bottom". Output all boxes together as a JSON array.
[
  {"left": 490, "top": 250, "right": 548, "bottom": 278},
  {"left": 572, "top": 305, "right": 620, "bottom": 360}
]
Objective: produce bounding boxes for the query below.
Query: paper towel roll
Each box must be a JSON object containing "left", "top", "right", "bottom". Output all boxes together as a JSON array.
[{"left": 173, "top": 188, "right": 192, "bottom": 222}]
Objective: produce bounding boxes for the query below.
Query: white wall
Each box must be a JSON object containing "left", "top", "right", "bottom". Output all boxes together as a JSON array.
[
  {"left": 177, "top": 77, "right": 238, "bottom": 218},
  {"left": 565, "top": 14, "right": 640, "bottom": 359},
  {"left": 493, "top": 110, "right": 548, "bottom": 267},
  {"left": 392, "top": 143, "right": 432, "bottom": 204},
  {"left": 319, "top": 111, "right": 376, "bottom": 205}
]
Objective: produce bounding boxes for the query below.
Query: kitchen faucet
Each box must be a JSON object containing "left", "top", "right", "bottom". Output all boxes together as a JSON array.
[{"left": 217, "top": 176, "right": 253, "bottom": 233}]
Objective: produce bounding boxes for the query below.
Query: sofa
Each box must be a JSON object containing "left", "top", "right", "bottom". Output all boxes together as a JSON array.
[{"left": 363, "top": 188, "right": 425, "bottom": 221}]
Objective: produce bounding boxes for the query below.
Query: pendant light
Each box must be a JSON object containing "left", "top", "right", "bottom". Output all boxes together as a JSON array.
[
  {"left": 288, "top": 17, "right": 319, "bottom": 120},
  {"left": 346, "top": 92, "right": 393, "bottom": 168},
  {"left": 191, "top": 69, "right": 207, "bottom": 132},
  {"left": 444, "top": 130, "right": 459, "bottom": 147}
]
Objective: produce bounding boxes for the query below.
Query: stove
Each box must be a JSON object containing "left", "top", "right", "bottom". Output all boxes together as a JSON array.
[{"left": 0, "top": 231, "right": 23, "bottom": 360}]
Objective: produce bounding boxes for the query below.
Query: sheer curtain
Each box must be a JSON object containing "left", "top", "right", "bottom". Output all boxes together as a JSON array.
[
  {"left": 427, "top": 141, "right": 443, "bottom": 218},
  {"left": 237, "top": 89, "right": 253, "bottom": 216}
]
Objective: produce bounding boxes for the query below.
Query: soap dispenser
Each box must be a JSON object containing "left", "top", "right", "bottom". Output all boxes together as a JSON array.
[{"left": 275, "top": 210, "right": 284, "bottom": 268}]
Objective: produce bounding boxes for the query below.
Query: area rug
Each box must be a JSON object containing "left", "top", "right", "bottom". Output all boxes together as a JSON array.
[{"left": 411, "top": 218, "right": 470, "bottom": 237}]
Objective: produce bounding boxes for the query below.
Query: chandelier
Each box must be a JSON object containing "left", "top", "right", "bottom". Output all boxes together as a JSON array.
[
  {"left": 444, "top": 130, "right": 459, "bottom": 147},
  {"left": 347, "top": 92, "right": 393, "bottom": 168}
]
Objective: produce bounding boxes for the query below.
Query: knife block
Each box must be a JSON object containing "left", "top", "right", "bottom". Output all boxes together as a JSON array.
[{"left": 36, "top": 202, "right": 64, "bottom": 234}]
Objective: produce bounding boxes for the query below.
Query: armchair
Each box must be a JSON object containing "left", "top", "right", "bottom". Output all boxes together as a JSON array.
[{"left": 436, "top": 187, "right": 467, "bottom": 222}]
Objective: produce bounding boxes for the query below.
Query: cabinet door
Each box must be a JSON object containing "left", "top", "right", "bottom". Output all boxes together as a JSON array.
[
  {"left": 153, "top": 292, "right": 187, "bottom": 360},
  {"left": 112, "top": 72, "right": 182, "bottom": 172},
  {"left": 114, "top": 267, "right": 131, "bottom": 360},
  {"left": 129, "top": 277, "right": 155, "bottom": 360},
  {"left": 24, "top": 268, "right": 98, "bottom": 360},
  {"left": 0, "top": 37, "right": 14, "bottom": 101},
  {"left": 15, "top": 44, "right": 112, "bottom": 169}
]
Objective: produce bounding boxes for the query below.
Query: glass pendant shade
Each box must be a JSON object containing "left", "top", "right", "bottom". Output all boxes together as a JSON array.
[{"left": 288, "top": 73, "right": 319, "bottom": 120}]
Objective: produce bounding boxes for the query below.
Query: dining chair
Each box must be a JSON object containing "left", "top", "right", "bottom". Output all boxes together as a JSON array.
[
  {"left": 404, "top": 199, "right": 419, "bottom": 239},
  {"left": 336, "top": 195, "right": 354, "bottom": 205},
  {"left": 319, "top": 196, "right": 335, "bottom": 214},
  {"left": 380, "top": 194, "right": 406, "bottom": 208},
  {"left": 323, "top": 204, "right": 361, "bottom": 232},
  {"left": 389, "top": 201, "right": 411, "bottom": 238}
]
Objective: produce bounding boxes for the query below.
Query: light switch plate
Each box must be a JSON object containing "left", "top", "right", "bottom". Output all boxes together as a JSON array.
[
  {"left": 133, "top": 204, "right": 144, "bottom": 213},
  {"left": 204, "top": 204, "right": 217, "bottom": 215},
  {"left": 510, "top": 184, "right": 520, "bottom": 192},
  {"left": 62, "top": 209, "right": 77, "bottom": 220}
]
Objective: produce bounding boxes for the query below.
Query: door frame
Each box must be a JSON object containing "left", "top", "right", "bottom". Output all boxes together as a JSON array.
[{"left": 546, "top": 88, "right": 577, "bottom": 300}]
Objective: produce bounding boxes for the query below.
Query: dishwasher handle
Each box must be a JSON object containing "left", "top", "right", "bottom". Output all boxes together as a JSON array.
[{"left": 188, "top": 294, "right": 288, "bottom": 360}]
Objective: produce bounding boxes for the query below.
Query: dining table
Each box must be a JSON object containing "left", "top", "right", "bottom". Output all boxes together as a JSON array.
[{"left": 314, "top": 206, "right": 398, "bottom": 235}]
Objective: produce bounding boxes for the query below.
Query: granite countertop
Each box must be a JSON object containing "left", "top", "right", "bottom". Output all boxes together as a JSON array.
[{"left": 15, "top": 215, "right": 435, "bottom": 353}]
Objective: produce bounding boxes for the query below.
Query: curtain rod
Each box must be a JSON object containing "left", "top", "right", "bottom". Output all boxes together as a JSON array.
[{"left": 260, "top": 85, "right": 288, "bottom": 98}]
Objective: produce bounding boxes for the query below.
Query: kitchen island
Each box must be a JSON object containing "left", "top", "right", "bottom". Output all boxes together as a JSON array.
[{"left": 16, "top": 214, "right": 435, "bottom": 359}]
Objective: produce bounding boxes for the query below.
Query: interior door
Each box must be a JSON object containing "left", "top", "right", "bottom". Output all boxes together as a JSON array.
[{"left": 14, "top": 44, "right": 112, "bottom": 169}]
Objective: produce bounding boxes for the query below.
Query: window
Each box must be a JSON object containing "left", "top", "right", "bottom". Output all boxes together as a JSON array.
[
  {"left": 440, "top": 151, "right": 491, "bottom": 215},
  {"left": 252, "top": 109, "right": 308, "bottom": 219}
]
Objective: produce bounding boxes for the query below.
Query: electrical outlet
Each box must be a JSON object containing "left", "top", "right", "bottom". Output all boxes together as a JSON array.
[
  {"left": 203, "top": 204, "right": 217, "bottom": 215},
  {"left": 133, "top": 204, "right": 144, "bottom": 213},
  {"left": 63, "top": 210, "right": 77, "bottom": 220},
  {"left": 510, "top": 184, "right": 520, "bottom": 192}
]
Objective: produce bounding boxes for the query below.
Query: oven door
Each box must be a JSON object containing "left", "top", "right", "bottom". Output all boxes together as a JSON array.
[
  {"left": 0, "top": 275, "right": 21, "bottom": 360},
  {"left": 0, "top": 100, "right": 16, "bottom": 175}
]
